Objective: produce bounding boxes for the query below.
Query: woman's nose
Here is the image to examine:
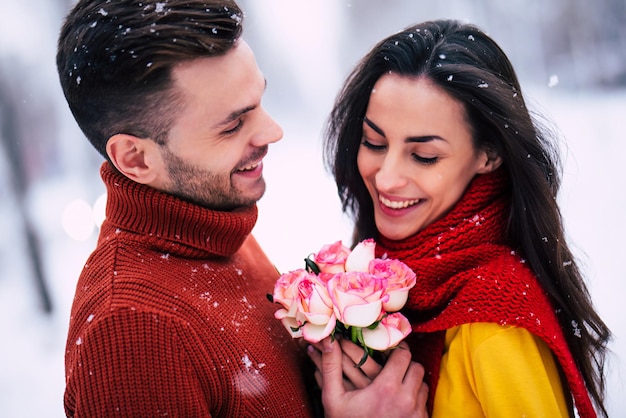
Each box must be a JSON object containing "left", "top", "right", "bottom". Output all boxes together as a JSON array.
[{"left": 375, "top": 154, "right": 408, "bottom": 192}]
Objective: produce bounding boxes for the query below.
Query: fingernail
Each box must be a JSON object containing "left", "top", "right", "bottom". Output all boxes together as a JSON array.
[
  {"left": 307, "top": 344, "right": 315, "bottom": 354},
  {"left": 323, "top": 339, "right": 333, "bottom": 353}
]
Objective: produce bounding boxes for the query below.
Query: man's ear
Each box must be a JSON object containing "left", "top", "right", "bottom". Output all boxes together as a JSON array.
[
  {"left": 477, "top": 149, "right": 503, "bottom": 174},
  {"left": 106, "top": 134, "right": 160, "bottom": 184}
]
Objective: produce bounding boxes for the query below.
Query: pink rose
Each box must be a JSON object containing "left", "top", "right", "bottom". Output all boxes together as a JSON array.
[
  {"left": 273, "top": 269, "right": 312, "bottom": 338},
  {"left": 297, "top": 274, "right": 337, "bottom": 343},
  {"left": 368, "top": 258, "right": 416, "bottom": 312},
  {"left": 345, "top": 238, "right": 376, "bottom": 272},
  {"left": 273, "top": 269, "right": 310, "bottom": 316},
  {"left": 361, "top": 312, "right": 412, "bottom": 351},
  {"left": 327, "top": 271, "right": 386, "bottom": 327},
  {"left": 314, "top": 240, "right": 352, "bottom": 274}
]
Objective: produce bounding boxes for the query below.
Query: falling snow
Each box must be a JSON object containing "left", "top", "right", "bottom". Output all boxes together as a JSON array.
[
  {"left": 1, "top": 1, "right": 625, "bottom": 416},
  {"left": 548, "top": 75, "right": 559, "bottom": 88}
]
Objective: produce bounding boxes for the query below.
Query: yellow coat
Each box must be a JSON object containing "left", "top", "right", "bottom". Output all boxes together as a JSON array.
[{"left": 433, "top": 322, "right": 569, "bottom": 417}]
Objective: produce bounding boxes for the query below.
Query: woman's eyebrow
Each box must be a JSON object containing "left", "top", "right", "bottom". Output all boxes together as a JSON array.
[
  {"left": 363, "top": 116, "right": 385, "bottom": 136},
  {"left": 363, "top": 116, "right": 441, "bottom": 143}
]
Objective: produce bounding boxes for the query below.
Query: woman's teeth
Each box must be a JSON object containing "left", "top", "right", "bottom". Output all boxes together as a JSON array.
[{"left": 379, "top": 195, "right": 420, "bottom": 209}]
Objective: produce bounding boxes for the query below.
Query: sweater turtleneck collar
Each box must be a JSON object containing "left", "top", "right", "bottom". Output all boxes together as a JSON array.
[{"left": 100, "top": 162, "right": 258, "bottom": 258}]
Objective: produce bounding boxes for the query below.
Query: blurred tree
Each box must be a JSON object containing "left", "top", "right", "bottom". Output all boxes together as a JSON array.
[
  {"left": 0, "top": 72, "right": 53, "bottom": 313},
  {"left": 548, "top": 0, "right": 626, "bottom": 87}
]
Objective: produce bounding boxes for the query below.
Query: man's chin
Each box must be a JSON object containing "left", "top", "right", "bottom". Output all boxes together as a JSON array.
[
  {"left": 213, "top": 188, "right": 265, "bottom": 212},
  {"left": 233, "top": 178, "right": 266, "bottom": 202}
]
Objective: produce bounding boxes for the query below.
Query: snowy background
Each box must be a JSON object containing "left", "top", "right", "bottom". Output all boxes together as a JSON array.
[{"left": 1, "top": 0, "right": 624, "bottom": 416}]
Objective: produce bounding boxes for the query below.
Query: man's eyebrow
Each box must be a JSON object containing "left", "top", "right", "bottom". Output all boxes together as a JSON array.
[
  {"left": 215, "top": 105, "right": 257, "bottom": 129},
  {"left": 214, "top": 79, "right": 268, "bottom": 129},
  {"left": 363, "top": 116, "right": 442, "bottom": 143}
]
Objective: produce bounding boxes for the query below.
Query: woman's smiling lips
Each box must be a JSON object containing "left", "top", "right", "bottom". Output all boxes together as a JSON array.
[{"left": 378, "top": 194, "right": 421, "bottom": 216}]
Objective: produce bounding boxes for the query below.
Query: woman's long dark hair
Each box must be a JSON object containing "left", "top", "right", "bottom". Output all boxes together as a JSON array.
[{"left": 323, "top": 19, "right": 610, "bottom": 416}]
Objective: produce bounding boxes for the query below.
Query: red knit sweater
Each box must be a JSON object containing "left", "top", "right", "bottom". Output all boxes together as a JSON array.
[
  {"left": 64, "top": 163, "right": 314, "bottom": 417},
  {"left": 376, "top": 170, "right": 596, "bottom": 417}
]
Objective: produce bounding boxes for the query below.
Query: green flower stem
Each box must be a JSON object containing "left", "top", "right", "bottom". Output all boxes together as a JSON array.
[
  {"left": 348, "top": 326, "right": 373, "bottom": 368},
  {"left": 351, "top": 326, "right": 359, "bottom": 344}
]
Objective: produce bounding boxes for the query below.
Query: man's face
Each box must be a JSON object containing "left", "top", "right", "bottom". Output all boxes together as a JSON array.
[{"left": 155, "top": 40, "right": 283, "bottom": 210}]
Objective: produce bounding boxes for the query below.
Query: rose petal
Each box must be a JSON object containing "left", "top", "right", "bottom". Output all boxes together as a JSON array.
[
  {"left": 383, "top": 289, "right": 410, "bottom": 312},
  {"left": 362, "top": 313, "right": 411, "bottom": 350},
  {"left": 279, "top": 316, "right": 303, "bottom": 339},
  {"left": 340, "top": 300, "right": 383, "bottom": 327},
  {"left": 301, "top": 315, "right": 337, "bottom": 343},
  {"left": 303, "top": 311, "right": 333, "bottom": 326},
  {"left": 345, "top": 239, "right": 376, "bottom": 272},
  {"left": 274, "top": 308, "right": 289, "bottom": 320}
]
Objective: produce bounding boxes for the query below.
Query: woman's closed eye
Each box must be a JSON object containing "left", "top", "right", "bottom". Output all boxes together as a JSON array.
[
  {"left": 412, "top": 153, "right": 438, "bottom": 165},
  {"left": 362, "top": 134, "right": 440, "bottom": 165},
  {"left": 361, "top": 138, "right": 386, "bottom": 151}
]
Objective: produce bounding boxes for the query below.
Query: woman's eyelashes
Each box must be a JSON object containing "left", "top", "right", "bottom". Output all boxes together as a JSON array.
[
  {"left": 360, "top": 138, "right": 386, "bottom": 151},
  {"left": 412, "top": 154, "right": 438, "bottom": 165},
  {"left": 361, "top": 138, "right": 439, "bottom": 165}
]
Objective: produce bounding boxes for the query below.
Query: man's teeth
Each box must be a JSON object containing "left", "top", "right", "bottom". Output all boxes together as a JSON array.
[
  {"left": 239, "top": 162, "right": 260, "bottom": 172},
  {"left": 379, "top": 195, "right": 420, "bottom": 209}
]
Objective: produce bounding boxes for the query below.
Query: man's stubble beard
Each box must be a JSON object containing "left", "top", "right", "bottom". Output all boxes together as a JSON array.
[{"left": 160, "top": 146, "right": 265, "bottom": 211}]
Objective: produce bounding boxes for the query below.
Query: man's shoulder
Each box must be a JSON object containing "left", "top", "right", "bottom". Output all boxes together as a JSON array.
[{"left": 233, "top": 234, "right": 280, "bottom": 282}]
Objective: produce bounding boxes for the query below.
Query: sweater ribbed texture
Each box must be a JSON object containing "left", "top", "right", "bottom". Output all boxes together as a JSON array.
[
  {"left": 64, "top": 162, "right": 314, "bottom": 417},
  {"left": 377, "top": 170, "right": 596, "bottom": 418}
]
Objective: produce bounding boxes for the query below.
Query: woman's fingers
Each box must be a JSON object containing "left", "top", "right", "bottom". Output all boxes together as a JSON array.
[
  {"left": 307, "top": 338, "right": 373, "bottom": 391},
  {"left": 400, "top": 354, "right": 426, "bottom": 389},
  {"left": 307, "top": 337, "right": 425, "bottom": 405},
  {"left": 339, "top": 338, "right": 383, "bottom": 380}
]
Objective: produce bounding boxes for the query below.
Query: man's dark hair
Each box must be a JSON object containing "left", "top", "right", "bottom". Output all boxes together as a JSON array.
[{"left": 57, "top": 0, "right": 243, "bottom": 159}]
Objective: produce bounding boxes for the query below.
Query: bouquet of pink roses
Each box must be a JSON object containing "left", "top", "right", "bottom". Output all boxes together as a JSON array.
[{"left": 270, "top": 239, "right": 416, "bottom": 363}]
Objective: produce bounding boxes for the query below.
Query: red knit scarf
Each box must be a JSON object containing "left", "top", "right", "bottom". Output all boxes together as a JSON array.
[{"left": 376, "top": 170, "right": 596, "bottom": 417}]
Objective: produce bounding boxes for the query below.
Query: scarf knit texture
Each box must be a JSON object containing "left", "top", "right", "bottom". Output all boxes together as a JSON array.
[
  {"left": 376, "top": 170, "right": 596, "bottom": 417},
  {"left": 64, "top": 162, "right": 314, "bottom": 417}
]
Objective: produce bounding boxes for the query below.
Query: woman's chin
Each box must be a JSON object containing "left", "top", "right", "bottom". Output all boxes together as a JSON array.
[{"left": 376, "top": 224, "right": 416, "bottom": 241}]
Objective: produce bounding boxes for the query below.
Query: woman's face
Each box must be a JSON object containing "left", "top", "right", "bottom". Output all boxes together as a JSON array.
[{"left": 357, "top": 74, "right": 498, "bottom": 240}]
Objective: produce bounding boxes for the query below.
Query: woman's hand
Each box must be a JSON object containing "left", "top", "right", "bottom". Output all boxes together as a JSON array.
[{"left": 307, "top": 337, "right": 429, "bottom": 418}]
